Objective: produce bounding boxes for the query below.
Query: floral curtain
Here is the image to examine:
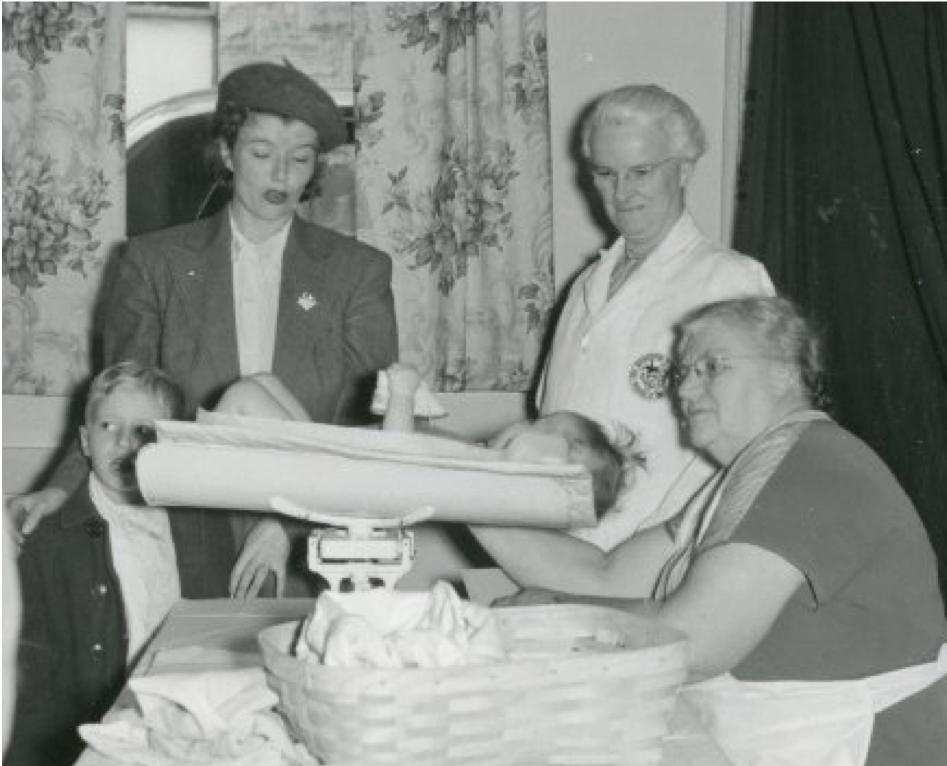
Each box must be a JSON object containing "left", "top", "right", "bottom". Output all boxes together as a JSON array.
[
  {"left": 2, "top": 2, "right": 125, "bottom": 396},
  {"left": 734, "top": 4, "right": 947, "bottom": 591},
  {"left": 353, "top": 2, "right": 554, "bottom": 391}
]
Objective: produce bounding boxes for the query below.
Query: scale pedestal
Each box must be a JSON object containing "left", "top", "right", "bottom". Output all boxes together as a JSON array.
[{"left": 271, "top": 497, "right": 434, "bottom": 591}]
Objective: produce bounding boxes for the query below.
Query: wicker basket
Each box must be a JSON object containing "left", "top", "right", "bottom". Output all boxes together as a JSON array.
[{"left": 258, "top": 604, "right": 690, "bottom": 765}]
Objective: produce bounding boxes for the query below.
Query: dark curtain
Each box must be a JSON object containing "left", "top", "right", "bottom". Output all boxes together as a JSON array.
[{"left": 734, "top": 3, "right": 947, "bottom": 595}]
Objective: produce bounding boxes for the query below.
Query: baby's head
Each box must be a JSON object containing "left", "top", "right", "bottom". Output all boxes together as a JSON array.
[
  {"left": 80, "top": 361, "right": 183, "bottom": 503},
  {"left": 501, "top": 412, "right": 636, "bottom": 518}
]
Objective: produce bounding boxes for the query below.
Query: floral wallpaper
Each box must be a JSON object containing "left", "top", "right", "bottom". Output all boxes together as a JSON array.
[
  {"left": 2, "top": 2, "right": 125, "bottom": 395},
  {"left": 353, "top": 2, "right": 554, "bottom": 391}
]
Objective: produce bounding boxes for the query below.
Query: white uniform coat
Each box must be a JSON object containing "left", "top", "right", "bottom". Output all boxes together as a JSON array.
[{"left": 539, "top": 213, "right": 775, "bottom": 549}]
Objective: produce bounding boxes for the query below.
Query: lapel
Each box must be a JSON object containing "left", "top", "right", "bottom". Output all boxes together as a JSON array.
[
  {"left": 272, "top": 217, "right": 333, "bottom": 387},
  {"left": 578, "top": 240, "right": 623, "bottom": 334},
  {"left": 174, "top": 212, "right": 240, "bottom": 386},
  {"left": 588, "top": 213, "right": 699, "bottom": 333}
]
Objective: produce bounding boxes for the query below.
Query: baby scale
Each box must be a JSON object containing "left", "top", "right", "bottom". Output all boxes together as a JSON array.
[{"left": 271, "top": 497, "right": 434, "bottom": 591}]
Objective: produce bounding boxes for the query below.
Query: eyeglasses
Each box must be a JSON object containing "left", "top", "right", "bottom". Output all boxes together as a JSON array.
[
  {"left": 590, "top": 156, "right": 681, "bottom": 186},
  {"left": 670, "top": 354, "right": 786, "bottom": 389}
]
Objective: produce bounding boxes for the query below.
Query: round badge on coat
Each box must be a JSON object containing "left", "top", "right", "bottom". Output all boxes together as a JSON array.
[{"left": 629, "top": 353, "right": 672, "bottom": 399}]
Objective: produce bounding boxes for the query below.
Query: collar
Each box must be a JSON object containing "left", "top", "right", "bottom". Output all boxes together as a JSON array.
[
  {"left": 229, "top": 207, "right": 292, "bottom": 261},
  {"left": 724, "top": 409, "right": 830, "bottom": 471},
  {"left": 601, "top": 211, "right": 702, "bottom": 274}
]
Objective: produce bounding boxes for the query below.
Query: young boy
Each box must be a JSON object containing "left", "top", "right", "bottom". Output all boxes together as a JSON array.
[
  {"left": 216, "top": 365, "right": 640, "bottom": 518},
  {"left": 7, "top": 361, "right": 184, "bottom": 766}
]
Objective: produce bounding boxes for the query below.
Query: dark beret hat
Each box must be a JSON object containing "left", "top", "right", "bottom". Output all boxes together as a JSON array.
[{"left": 217, "top": 62, "right": 347, "bottom": 152}]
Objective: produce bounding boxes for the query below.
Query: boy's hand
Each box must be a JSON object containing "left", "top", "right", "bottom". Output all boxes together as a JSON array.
[
  {"left": 386, "top": 363, "right": 421, "bottom": 400},
  {"left": 6, "top": 488, "right": 69, "bottom": 544},
  {"left": 230, "top": 518, "right": 290, "bottom": 598}
]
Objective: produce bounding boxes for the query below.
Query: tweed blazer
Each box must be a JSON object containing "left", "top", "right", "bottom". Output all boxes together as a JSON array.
[{"left": 98, "top": 210, "right": 398, "bottom": 422}]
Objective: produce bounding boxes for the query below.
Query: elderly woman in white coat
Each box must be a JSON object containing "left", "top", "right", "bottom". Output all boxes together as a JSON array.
[{"left": 535, "top": 84, "right": 774, "bottom": 550}]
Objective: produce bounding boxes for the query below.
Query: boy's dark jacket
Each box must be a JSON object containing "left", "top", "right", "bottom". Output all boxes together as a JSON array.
[{"left": 7, "top": 480, "right": 127, "bottom": 766}]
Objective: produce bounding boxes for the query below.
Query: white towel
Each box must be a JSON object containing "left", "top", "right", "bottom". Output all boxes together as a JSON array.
[{"left": 79, "top": 667, "right": 316, "bottom": 766}]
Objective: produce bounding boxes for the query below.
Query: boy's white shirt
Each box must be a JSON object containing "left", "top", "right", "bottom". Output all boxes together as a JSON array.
[{"left": 89, "top": 474, "right": 180, "bottom": 664}]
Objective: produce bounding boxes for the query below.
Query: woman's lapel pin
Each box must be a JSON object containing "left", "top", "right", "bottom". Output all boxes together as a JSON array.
[{"left": 298, "top": 291, "right": 317, "bottom": 311}]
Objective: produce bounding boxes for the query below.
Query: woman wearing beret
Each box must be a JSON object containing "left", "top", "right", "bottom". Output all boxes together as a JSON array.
[{"left": 13, "top": 63, "right": 399, "bottom": 599}]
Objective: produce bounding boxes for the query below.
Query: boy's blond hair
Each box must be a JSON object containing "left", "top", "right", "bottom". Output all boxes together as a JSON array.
[{"left": 85, "top": 361, "right": 184, "bottom": 423}]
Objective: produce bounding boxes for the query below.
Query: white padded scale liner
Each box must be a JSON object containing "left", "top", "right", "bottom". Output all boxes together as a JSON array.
[{"left": 137, "top": 411, "right": 596, "bottom": 529}]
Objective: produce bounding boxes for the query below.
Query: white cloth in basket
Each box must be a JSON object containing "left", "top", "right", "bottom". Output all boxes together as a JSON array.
[
  {"left": 298, "top": 581, "right": 506, "bottom": 669},
  {"left": 79, "top": 667, "right": 316, "bottom": 766}
]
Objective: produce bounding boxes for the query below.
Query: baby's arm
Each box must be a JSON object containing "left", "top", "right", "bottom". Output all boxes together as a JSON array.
[{"left": 382, "top": 364, "right": 421, "bottom": 433}]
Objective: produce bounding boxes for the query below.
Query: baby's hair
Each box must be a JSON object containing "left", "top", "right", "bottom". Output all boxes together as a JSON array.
[
  {"left": 603, "top": 420, "right": 647, "bottom": 470},
  {"left": 595, "top": 419, "right": 647, "bottom": 514},
  {"left": 85, "top": 361, "right": 184, "bottom": 424},
  {"left": 562, "top": 413, "right": 642, "bottom": 517}
]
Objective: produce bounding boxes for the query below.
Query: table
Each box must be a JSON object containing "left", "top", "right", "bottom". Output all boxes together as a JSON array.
[{"left": 77, "top": 599, "right": 733, "bottom": 766}]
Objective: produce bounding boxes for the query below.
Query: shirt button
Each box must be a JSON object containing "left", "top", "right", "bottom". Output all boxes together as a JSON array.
[
  {"left": 85, "top": 519, "right": 106, "bottom": 538},
  {"left": 91, "top": 643, "right": 105, "bottom": 657},
  {"left": 94, "top": 584, "right": 108, "bottom": 596}
]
